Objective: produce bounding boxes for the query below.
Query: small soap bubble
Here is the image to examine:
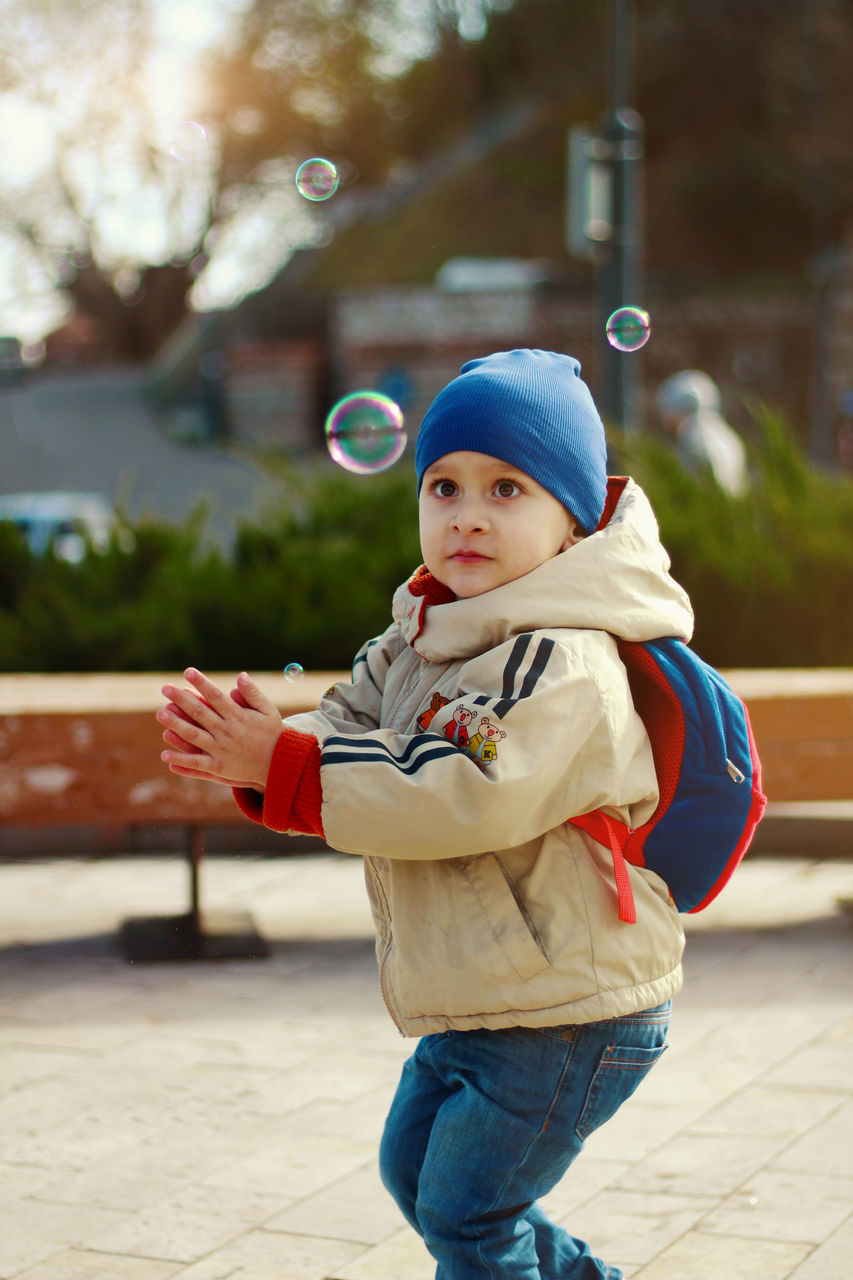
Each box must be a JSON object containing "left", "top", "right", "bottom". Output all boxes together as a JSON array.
[
  {"left": 284, "top": 662, "right": 304, "bottom": 683},
  {"left": 169, "top": 121, "right": 208, "bottom": 162},
  {"left": 295, "top": 157, "right": 339, "bottom": 201},
  {"left": 325, "top": 391, "right": 407, "bottom": 475},
  {"left": 606, "top": 306, "right": 651, "bottom": 352}
]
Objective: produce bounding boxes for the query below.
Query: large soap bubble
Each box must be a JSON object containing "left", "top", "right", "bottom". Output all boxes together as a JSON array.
[
  {"left": 295, "top": 157, "right": 339, "bottom": 201},
  {"left": 325, "top": 392, "right": 407, "bottom": 475},
  {"left": 605, "top": 306, "right": 651, "bottom": 352},
  {"left": 169, "top": 121, "right": 208, "bottom": 162}
]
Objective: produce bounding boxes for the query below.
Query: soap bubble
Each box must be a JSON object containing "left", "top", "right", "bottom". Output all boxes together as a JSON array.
[
  {"left": 283, "top": 662, "right": 304, "bottom": 683},
  {"left": 325, "top": 392, "right": 407, "bottom": 475},
  {"left": 606, "top": 306, "right": 651, "bottom": 352},
  {"left": 295, "top": 157, "right": 339, "bottom": 201},
  {"left": 169, "top": 121, "right": 208, "bottom": 162}
]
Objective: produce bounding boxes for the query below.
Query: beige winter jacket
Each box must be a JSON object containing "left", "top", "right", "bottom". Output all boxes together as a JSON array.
[{"left": 263, "top": 478, "right": 695, "bottom": 1036}]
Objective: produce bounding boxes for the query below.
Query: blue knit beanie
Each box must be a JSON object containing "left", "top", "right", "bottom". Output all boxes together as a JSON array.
[{"left": 415, "top": 349, "right": 608, "bottom": 533}]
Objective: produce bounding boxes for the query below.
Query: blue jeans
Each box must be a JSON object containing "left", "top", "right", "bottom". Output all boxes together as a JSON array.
[{"left": 379, "top": 1002, "right": 671, "bottom": 1280}]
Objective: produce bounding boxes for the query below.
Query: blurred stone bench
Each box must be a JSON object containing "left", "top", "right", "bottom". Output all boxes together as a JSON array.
[
  {"left": 1, "top": 668, "right": 851, "bottom": 957},
  {"left": 0, "top": 671, "right": 342, "bottom": 961}
]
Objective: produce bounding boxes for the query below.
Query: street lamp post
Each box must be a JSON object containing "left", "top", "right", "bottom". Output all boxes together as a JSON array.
[
  {"left": 567, "top": 0, "right": 644, "bottom": 432},
  {"left": 597, "top": 0, "right": 644, "bottom": 432}
]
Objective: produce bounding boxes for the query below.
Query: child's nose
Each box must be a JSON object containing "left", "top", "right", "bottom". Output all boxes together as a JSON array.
[{"left": 451, "top": 496, "right": 488, "bottom": 532}]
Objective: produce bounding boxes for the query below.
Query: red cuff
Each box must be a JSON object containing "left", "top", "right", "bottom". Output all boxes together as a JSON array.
[{"left": 232, "top": 728, "right": 324, "bottom": 837}]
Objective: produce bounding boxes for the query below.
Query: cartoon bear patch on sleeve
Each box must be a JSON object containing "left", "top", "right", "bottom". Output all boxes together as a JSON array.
[
  {"left": 416, "top": 692, "right": 450, "bottom": 732},
  {"left": 443, "top": 704, "right": 475, "bottom": 749},
  {"left": 466, "top": 717, "right": 507, "bottom": 763}
]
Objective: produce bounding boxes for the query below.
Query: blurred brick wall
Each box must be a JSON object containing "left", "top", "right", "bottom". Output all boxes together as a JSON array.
[
  {"left": 226, "top": 339, "right": 322, "bottom": 450},
  {"left": 329, "top": 285, "right": 815, "bottom": 444}
]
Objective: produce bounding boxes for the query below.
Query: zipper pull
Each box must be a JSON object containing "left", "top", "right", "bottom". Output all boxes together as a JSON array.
[{"left": 726, "top": 758, "right": 745, "bottom": 783}]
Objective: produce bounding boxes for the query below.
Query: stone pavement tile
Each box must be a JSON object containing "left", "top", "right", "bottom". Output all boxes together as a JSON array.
[
  {"left": 0, "top": 1067, "right": 200, "bottom": 1154},
  {"left": 0, "top": 973, "right": 135, "bottom": 1022},
  {"left": 143, "top": 1094, "right": 309, "bottom": 1160},
  {"left": 276, "top": 1081, "right": 401, "bottom": 1147},
  {"left": 637, "top": 999, "right": 848, "bottom": 1118},
  {"left": 1, "top": 1099, "right": 149, "bottom": 1169},
  {"left": 579, "top": 1099, "right": 699, "bottom": 1163},
  {"left": 264, "top": 1160, "right": 403, "bottom": 1245},
  {"left": 233, "top": 1044, "right": 407, "bottom": 1117},
  {"left": 702, "top": 1168, "right": 852, "bottom": 1244},
  {"left": 0, "top": 1070, "right": 98, "bottom": 1141},
  {"left": 765, "top": 1037, "right": 853, "bottom": 1092},
  {"left": 10, "top": 1249, "right": 179, "bottom": 1280},
  {"left": 0, "top": 1007, "right": 152, "bottom": 1054},
  {"left": 0, "top": 1197, "right": 129, "bottom": 1272},
  {"left": 538, "top": 1155, "right": 632, "bottom": 1220},
  {"left": 201, "top": 1121, "right": 377, "bottom": 1202},
  {"left": 329, "top": 1225, "right": 433, "bottom": 1280},
  {"left": 0, "top": 1042, "right": 97, "bottom": 1090},
  {"left": 787, "top": 1212, "right": 853, "bottom": 1280},
  {"left": 688, "top": 1082, "right": 846, "bottom": 1139},
  {"left": 169, "top": 1228, "right": 365, "bottom": 1280},
  {"left": 681, "top": 935, "right": 849, "bottom": 1020},
  {"left": 84, "top": 1182, "right": 287, "bottom": 1265},
  {"left": 632, "top": 1231, "right": 809, "bottom": 1280},
  {"left": 682, "top": 859, "right": 853, "bottom": 935},
  {"left": 556, "top": 1188, "right": 717, "bottom": 1270},
  {"left": 0, "top": 1225, "right": 59, "bottom": 1279},
  {"left": 103, "top": 1024, "right": 296, "bottom": 1079},
  {"left": 806, "top": 949, "right": 853, "bottom": 988},
  {"left": 773, "top": 1099, "right": 853, "bottom": 1178},
  {"left": 32, "top": 1138, "right": 223, "bottom": 1212},
  {"left": 0, "top": 1164, "right": 73, "bottom": 1202},
  {"left": 614, "top": 1131, "right": 786, "bottom": 1197}
]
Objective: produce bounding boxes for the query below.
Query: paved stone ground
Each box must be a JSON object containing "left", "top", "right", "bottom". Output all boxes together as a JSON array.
[{"left": 0, "top": 850, "right": 851, "bottom": 1280}]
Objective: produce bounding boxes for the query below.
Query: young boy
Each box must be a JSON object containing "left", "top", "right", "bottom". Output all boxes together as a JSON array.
[{"left": 158, "top": 349, "right": 694, "bottom": 1280}]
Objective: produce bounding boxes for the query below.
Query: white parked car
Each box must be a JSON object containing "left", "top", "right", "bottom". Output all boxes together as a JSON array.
[{"left": 0, "top": 491, "right": 120, "bottom": 563}]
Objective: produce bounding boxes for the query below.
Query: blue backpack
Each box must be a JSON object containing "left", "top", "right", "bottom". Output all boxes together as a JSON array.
[{"left": 569, "top": 636, "right": 767, "bottom": 924}]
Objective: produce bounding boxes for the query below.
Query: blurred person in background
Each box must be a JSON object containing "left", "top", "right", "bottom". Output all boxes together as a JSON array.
[{"left": 656, "top": 369, "right": 749, "bottom": 496}]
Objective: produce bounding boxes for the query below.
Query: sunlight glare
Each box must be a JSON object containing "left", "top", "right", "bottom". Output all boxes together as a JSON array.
[{"left": 0, "top": 95, "right": 55, "bottom": 187}]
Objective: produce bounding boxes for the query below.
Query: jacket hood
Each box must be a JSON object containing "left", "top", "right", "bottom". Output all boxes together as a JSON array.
[{"left": 393, "top": 476, "right": 693, "bottom": 663}]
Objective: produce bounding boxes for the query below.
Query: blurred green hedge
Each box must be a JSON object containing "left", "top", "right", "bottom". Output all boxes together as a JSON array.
[
  {"left": 0, "top": 412, "right": 850, "bottom": 673},
  {"left": 617, "top": 410, "right": 853, "bottom": 668}
]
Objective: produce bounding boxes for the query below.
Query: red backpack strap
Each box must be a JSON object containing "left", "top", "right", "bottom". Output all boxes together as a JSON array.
[
  {"left": 568, "top": 810, "right": 638, "bottom": 924},
  {"left": 569, "top": 486, "right": 677, "bottom": 925}
]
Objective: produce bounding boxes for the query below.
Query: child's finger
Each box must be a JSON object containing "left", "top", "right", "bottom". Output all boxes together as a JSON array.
[
  {"left": 162, "top": 754, "right": 245, "bottom": 787},
  {"left": 234, "top": 671, "right": 279, "bottom": 716},
  {"left": 161, "top": 727, "right": 200, "bottom": 753},
  {"left": 161, "top": 747, "right": 213, "bottom": 772},
  {"left": 182, "top": 668, "right": 233, "bottom": 715},
  {"left": 160, "top": 685, "right": 220, "bottom": 729},
  {"left": 156, "top": 704, "right": 209, "bottom": 744},
  {"left": 162, "top": 701, "right": 200, "bottom": 727}
]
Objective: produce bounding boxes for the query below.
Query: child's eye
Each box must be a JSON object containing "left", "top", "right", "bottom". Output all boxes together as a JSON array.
[
  {"left": 494, "top": 479, "right": 521, "bottom": 498},
  {"left": 433, "top": 479, "right": 457, "bottom": 497}
]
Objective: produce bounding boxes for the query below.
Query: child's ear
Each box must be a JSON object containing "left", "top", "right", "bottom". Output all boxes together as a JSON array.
[{"left": 560, "top": 521, "right": 586, "bottom": 552}]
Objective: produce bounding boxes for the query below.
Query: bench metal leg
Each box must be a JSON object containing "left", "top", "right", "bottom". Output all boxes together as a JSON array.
[{"left": 118, "top": 824, "right": 269, "bottom": 963}]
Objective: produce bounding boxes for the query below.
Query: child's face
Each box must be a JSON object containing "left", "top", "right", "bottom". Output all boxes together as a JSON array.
[{"left": 419, "top": 451, "right": 583, "bottom": 598}]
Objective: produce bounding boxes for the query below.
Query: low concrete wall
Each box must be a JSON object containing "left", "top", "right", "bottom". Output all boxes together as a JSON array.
[{"left": 1, "top": 669, "right": 851, "bottom": 856}]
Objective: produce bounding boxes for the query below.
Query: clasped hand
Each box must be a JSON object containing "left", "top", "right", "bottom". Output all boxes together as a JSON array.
[{"left": 157, "top": 668, "right": 283, "bottom": 791}]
